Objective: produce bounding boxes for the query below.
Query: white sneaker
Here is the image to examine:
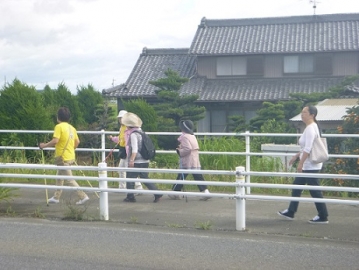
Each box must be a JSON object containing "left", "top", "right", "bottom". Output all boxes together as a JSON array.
[
  {"left": 308, "top": 215, "right": 329, "bottom": 224},
  {"left": 48, "top": 197, "right": 59, "bottom": 204},
  {"left": 119, "top": 182, "right": 126, "bottom": 189},
  {"left": 135, "top": 184, "right": 143, "bottom": 196},
  {"left": 76, "top": 196, "right": 89, "bottom": 205},
  {"left": 200, "top": 189, "right": 211, "bottom": 201}
]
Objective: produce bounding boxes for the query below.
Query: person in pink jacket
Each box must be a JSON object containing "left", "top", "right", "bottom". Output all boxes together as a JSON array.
[{"left": 168, "top": 120, "right": 210, "bottom": 201}]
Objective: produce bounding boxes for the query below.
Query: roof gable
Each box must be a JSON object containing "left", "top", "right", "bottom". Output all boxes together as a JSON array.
[
  {"left": 102, "top": 48, "right": 196, "bottom": 97},
  {"left": 190, "top": 13, "right": 359, "bottom": 55}
]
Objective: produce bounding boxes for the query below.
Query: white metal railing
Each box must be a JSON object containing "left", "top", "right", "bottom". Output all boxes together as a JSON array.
[{"left": 1, "top": 130, "right": 359, "bottom": 230}]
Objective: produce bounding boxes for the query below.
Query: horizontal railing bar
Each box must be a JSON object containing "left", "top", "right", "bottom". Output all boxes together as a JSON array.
[
  {"left": 1, "top": 163, "right": 359, "bottom": 180},
  {"left": 0, "top": 183, "right": 357, "bottom": 205},
  {"left": 1, "top": 173, "right": 359, "bottom": 192},
  {"left": 240, "top": 171, "right": 359, "bottom": 180},
  {"left": 1, "top": 129, "right": 358, "bottom": 138},
  {"left": 0, "top": 163, "right": 236, "bottom": 175},
  {"left": 241, "top": 195, "right": 359, "bottom": 205}
]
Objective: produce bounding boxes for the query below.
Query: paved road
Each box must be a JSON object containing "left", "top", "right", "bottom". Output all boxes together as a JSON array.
[
  {"left": 0, "top": 188, "right": 359, "bottom": 269},
  {"left": 0, "top": 218, "right": 358, "bottom": 270}
]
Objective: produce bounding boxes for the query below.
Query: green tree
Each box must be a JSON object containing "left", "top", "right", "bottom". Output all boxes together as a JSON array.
[
  {"left": 41, "top": 82, "right": 84, "bottom": 126},
  {"left": 149, "top": 68, "right": 206, "bottom": 129},
  {"left": 249, "top": 102, "right": 286, "bottom": 131},
  {"left": 0, "top": 78, "right": 53, "bottom": 153},
  {"left": 76, "top": 84, "right": 103, "bottom": 124},
  {"left": 149, "top": 69, "right": 205, "bottom": 149},
  {"left": 228, "top": 115, "right": 248, "bottom": 132},
  {"left": 123, "top": 99, "right": 157, "bottom": 132}
]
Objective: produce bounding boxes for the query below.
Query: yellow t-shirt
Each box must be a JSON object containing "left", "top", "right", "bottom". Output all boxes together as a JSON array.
[
  {"left": 53, "top": 122, "right": 78, "bottom": 161},
  {"left": 119, "top": 125, "right": 126, "bottom": 147}
]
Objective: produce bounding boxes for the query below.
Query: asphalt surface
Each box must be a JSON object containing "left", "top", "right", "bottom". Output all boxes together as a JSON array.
[{"left": 1, "top": 187, "right": 359, "bottom": 243}]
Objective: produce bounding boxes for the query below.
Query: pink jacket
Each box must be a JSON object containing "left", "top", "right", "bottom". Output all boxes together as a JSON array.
[{"left": 177, "top": 133, "right": 201, "bottom": 169}]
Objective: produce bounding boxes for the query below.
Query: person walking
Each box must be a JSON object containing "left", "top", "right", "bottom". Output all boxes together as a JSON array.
[
  {"left": 121, "top": 113, "right": 162, "bottom": 203},
  {"left": 277, "top": 105, "right": 329, "bottom": 224},
  {"left": 109, "top": 110, "right": 143, "bottom": 191},
  {"left": 39, "top": 107, "right": 89, "bottom": 205},
  {"left": 168, "top": 120, "right": 210, "bottom": 201}
]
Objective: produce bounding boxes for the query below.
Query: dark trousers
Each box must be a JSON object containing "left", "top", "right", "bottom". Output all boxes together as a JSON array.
[
  {"left": 172, "top": 173, "right": 207, "bottom": 192},
  {"left": 288, "top": 170, "right": 328, "bottom": 218},
  {"left": 126, "top": 163, "right": 160, "bottom": 199}
]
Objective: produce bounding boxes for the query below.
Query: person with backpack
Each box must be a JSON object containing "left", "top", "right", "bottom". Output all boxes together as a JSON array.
[
  {"left": 121, "top": 112, "right": 162, "bottom": 203},
  {"left": 109, "top": 110, "right": 143, "bottom": 191},
  {"left": 168, "top": 120, "right": 211, "bottom": 201}
]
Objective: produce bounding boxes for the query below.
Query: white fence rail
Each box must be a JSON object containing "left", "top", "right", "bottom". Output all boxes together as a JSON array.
[{"left": 0, "top": 129, "right": 359, "bottom": 231}]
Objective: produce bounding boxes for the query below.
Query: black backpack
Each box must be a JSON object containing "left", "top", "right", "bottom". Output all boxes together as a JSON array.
[{"left": 132, "top": 130, "right": 156, "bottom": 160}]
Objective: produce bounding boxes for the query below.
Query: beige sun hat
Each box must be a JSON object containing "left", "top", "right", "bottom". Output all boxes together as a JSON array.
[
  {"left": 121, "top": 112, "right": 142, "bottom": 128},
  {"left": 117, "top": 110, "right": 128, "bottom": 118}
]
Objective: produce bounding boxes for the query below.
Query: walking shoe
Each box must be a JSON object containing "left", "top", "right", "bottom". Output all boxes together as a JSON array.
[
  {"left": 135, "top": 184, "right": 143, "bottom": 196},
  {"left": 168, "top": 194, "right": 181, "bottom": 200},
  {"left": 119, "top": 182, "right": 126, "bottom": 189},
  {"left": 277, "top": 209, "right": 294, "bottom": 220},
  {"left": 48, "top": 197, "right": 59, "bottom": 204},
  {"left": 153, "top": 195, "right": 163, "bottom": 203},
  {"left": 308, "top": 215, "right": 329, "bottom": 224},
  {"left": 76, "top": 196, "right": 89, "bottom": 205},
  {"left": 200, "top": 189, "right": 211, "bottom": 201},
  {"left": 123, "top": 197, "right": 136, "bottom": 203}
]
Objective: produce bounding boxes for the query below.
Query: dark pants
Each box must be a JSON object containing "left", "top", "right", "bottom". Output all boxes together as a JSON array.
[
  {"left": 126, "top": 163, "right": 160, "bottom": 199},
  {"left": 288, "top": 170, "right": 328, "bottom": 219},
  {"left": 172, "top": 173, "right": 207, "bottom": 192}
]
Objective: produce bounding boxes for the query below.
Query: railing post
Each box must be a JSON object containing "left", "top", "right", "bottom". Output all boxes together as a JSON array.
[
  {"left": 236, "top": 166, "right": 246, "bottom": 231},
  {"left": 245, "top": 131, "right": 251, "bottom": 194},
  {"left": 101, "top": 129, "right": 106, "bottom": 162},
  {"left": 98, "top": 162, "right": 109, "bottom": 220}
]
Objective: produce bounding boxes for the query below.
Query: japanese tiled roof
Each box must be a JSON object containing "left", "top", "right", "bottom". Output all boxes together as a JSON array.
[
  {"left": 103, "top": 48, "right": 197, "bottom": 98},
  {"left": 198, "top": 77, "right": 349, "bottom": 102},
  {"left": 190, "top": 13, "right": 359, "bottom": 55}
]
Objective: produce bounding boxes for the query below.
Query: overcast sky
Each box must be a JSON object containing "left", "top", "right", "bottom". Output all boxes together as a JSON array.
[{"left": 1, "top": 0, "right": 358, "bottom": 93}]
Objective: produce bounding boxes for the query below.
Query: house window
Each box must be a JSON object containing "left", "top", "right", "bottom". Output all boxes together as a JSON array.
[
  {"left": 217, "top": 56, "right": 263, "bottom": 76},
  {"left": 217, "top": 57, "right": 246, "bottom": 76},
  {"left": 284, "top": 55, "right": 314, "bottom": 73}
]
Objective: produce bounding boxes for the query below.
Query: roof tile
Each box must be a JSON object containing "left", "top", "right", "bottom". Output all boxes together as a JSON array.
[{"left": 190, "top": 14, "right": 359, "bottom": 55}]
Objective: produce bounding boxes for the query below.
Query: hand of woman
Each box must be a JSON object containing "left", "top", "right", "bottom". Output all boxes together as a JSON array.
[
  {"left": 289, "top": 157, "right": 296, "bottom": 166},
  {"left": 297, "top": 162, "right": 303, "bottom": 172}
]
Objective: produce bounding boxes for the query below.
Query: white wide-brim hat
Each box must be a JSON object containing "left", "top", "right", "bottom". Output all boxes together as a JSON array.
[
  {"left": 117, "top": 110, "right": 128, "bottom": 118},
  {"left": 121, "top": 112, "right": 142, "bottom": 128}
]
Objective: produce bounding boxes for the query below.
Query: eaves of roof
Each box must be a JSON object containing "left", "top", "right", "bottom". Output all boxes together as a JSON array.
[
  {"left": 104, "top": 74, "right": 353, "bottom": 103},
  {"left": 189, "top": 13, "right": 359, "bottom": 55},
  {"left": 197, "top": 77, "right": 348, "bottom": 102}
]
